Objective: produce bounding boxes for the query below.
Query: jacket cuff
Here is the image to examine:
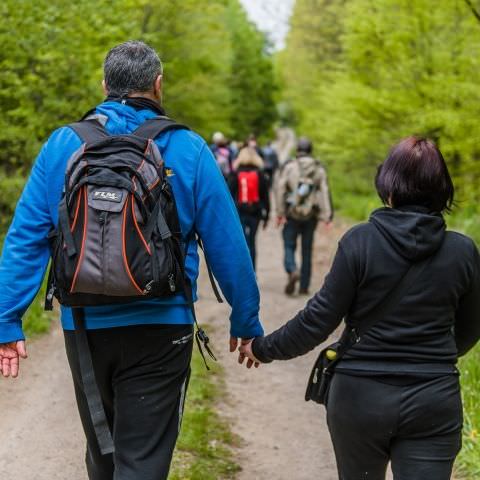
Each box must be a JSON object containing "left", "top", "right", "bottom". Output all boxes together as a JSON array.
[
  {"left": 230, "top": 321, "right": 264, "bottom": 339},
  {"left": 0, "top": 322, "right": 25, "bottom": 344},
  {"left": 252, "top": 336, "right": 273, "bottom": 364}
]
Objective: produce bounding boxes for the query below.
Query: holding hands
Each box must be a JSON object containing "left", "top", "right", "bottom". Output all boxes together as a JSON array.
[{"left": 230, "top": 336, "right": 261, "bottom": 369}]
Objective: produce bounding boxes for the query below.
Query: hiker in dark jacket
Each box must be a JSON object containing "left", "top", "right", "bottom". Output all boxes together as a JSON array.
[
  {"left": 240, "top": 136, "right": 480, "bottom": 480},
  {"left": 228, "top": 147, "right": 270, "bottom": 270}
]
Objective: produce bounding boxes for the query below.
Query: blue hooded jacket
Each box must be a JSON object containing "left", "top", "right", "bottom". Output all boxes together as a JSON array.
[{"left": 0, "top": 101, "right": 264, "bottom": 342}]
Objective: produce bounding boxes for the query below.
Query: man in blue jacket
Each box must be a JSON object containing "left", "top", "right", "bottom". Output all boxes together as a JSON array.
[{"left": 0, "top": 41, "right": 263, "bottom": 479}]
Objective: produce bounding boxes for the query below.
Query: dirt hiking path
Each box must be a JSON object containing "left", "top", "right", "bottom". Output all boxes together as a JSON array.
[{"left": 201, "top": 224, "right": 344, "bottom": 480}]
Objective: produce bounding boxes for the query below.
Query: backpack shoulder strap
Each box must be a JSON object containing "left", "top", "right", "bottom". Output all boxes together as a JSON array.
[
  {"left": 68, "top": 117, "right": 110, "bottom": 145},
  {"left": 133, "top": 116, "right": 189, "bottom": 140}
]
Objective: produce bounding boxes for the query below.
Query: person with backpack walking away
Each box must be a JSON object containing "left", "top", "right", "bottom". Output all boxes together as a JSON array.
[
  {"left": 0, "top": 41, "right": 264, "bottom": 480},
  {"left": 276, "top": 137, "right": 333, "bottom": 296},
  {"left": 228, "top": 147, "right": 270, "bottom": 270},
  {"left": 210, "top": 131, "right": 234, "bottom": 178},
  {"left": 239, "top": 137, "right": 480, "bottom": 480}
]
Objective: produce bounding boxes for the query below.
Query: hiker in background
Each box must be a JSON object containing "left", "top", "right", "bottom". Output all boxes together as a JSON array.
[
  {"left": 210, "top": 131, "right": 234, "bottom": 177},
  {"left": 229, "top": 140, "right": 240, "bottom": 159},
  {"left": 240, "top": 136, "right": 480, "bottom": 480},
  {"left": 276, "top": 137, "right": 333, "bottom": 295},
  {"left": 261, "top": 141, "right": 279, "bottom": 189},
  {"left": 247, "top": 133, "right": 264, "bottom": 159},
  {"left": 228, "top": 147, "right": 270, "bottom": 270},
  {"left": 0, "top": 41, "right": 264, "bottom": 480}
]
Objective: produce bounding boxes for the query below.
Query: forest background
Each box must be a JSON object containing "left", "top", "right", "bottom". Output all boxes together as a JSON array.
[{"left": 0, "top": 0, "right": 479, "bottom": 478}]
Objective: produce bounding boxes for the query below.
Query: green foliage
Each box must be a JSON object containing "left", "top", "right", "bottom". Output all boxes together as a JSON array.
[
  {"left": 170, "top": 349, "right": 240, "bottom": 479},
  {"left": 0, "top": 0, "right": 142, "bottom": 175},
  {"left": 0, "top": 175, "right": 24, "bottom": 232},
  {"left": 279, "top": 0, "right": 480, "bottom": 231},
  {"left": 23, "top": 281, "right": 51, "bottom": 337},
  {"left": 227, "top": 1, "right": 277, "bottom": 140},
  {"left": 141, "top": 0, "right": 234, "bottom": 138},
  {"left": 0, "top": 0, "right": 276, "bottom": 177},
  {"left": 457, "top": 344, "right": 480, "bottom": 478}
]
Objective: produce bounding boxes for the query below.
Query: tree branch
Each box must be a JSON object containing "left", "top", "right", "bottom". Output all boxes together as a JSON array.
[{"left": 465, "top": 0, "right": 480, "bottom": 23}]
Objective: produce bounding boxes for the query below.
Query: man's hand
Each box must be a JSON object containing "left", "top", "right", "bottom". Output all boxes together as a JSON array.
[
  {"left": 276, "top": 216, "right": 287, "bottom": 228},
  {"left": 0, "top": 341, "right": 27, "bottom": 378},
  {"left": 238, "top": 339, "right": 260, "bottom": 369}
]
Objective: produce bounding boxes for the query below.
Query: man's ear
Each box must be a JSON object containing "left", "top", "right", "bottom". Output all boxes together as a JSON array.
[
  {"left": 102, "top": 79, "right": 108, "bottom": 96},
  {"left": 153, "top": 75, "right": 163, "bottom": 100}
]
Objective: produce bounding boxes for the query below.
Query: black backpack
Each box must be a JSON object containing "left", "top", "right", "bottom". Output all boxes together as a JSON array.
[
  {"left": 45, "top": 112, "right": 220, "bottom": 455},
  {"left": 45, "top": 113, "right": 187, "bottom": 307}
]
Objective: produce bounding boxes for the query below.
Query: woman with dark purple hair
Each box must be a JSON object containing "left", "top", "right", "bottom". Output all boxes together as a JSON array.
[{"left": 240, "top": 137, "right": 480, "bottom": 480}]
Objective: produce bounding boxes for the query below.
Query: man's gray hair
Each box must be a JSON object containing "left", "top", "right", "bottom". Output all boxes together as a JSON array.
[{"left": 104, "top": 41, "right": 163, "bottom": 97}]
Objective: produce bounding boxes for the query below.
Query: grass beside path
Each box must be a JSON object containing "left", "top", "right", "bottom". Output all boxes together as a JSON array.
[{"left": 456, "top": 344, "right": 480, "bottom": 479}]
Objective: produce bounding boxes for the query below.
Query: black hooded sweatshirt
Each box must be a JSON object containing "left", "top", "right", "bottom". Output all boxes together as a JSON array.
[{"left": 253, "top": 206, "right": 480, "bottom": 373}]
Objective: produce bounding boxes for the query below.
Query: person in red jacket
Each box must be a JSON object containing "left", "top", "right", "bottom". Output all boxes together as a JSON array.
[{"left": 228, "top": 147, "right": 270, "bottom": 270}]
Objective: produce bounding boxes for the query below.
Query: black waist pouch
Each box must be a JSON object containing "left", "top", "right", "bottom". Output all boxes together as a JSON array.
[{"left": 305, "top": 342, "right": 340, "bottom": 405}]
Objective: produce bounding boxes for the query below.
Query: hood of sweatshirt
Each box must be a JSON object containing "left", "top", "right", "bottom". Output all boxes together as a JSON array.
[{"left": 369, "top": 206, "right": 446, "bottom": 261}]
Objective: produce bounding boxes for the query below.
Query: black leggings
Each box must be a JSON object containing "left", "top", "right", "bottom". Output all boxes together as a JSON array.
[
  {"left": 64, "top": 324, "right": 193, "bottom": 480},
  {"left": 326, "top": 373, "right": 462, "bottom": 480}
]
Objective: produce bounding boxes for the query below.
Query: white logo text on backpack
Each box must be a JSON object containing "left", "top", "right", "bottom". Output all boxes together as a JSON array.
[{"left": 93, "top": 191, "right": 122, "bottom": 203}]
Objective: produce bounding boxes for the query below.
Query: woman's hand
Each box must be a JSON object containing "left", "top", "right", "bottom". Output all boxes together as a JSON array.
[{"left": 238, "top": 339, "right": 261, "bottom": 369}]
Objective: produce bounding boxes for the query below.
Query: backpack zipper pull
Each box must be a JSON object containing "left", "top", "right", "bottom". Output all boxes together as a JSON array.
[
  {"left": 143, "top": 280, "right": 154, "bottom": 294},
  {"left": 168, "top": 273, "right": 176, "bottom": 292},
  {"left": 46, "top": 285, "right": 55, "bottom": 302},
  {"left": 45, "top": 283, "right": 56, "bottom": 311}
]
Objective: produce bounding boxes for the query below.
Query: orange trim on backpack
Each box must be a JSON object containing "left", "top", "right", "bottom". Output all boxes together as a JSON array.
[
  {"left": 143, "top": 138, "right": 152, "bottom": 155},
  {"left": 69, "top": 144, "right": 86, "bottom": 232},
  {"left": 135, "top": 140, "right": 150, "bottom": 172},
  {"left": 148, "top": 177, "right": 160, "bottom": 191},
  {"left": 70, "top": 194, "right": 82, "bottom": 232},
  {"left": 70, "top": 187, "right": 88, "bottom": 293},
  {"left": 131, "top": 194, "right": 151, "bottom": 255},
  {"left": 122, "top": 196, "right": 144, "bottom": 295}
]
